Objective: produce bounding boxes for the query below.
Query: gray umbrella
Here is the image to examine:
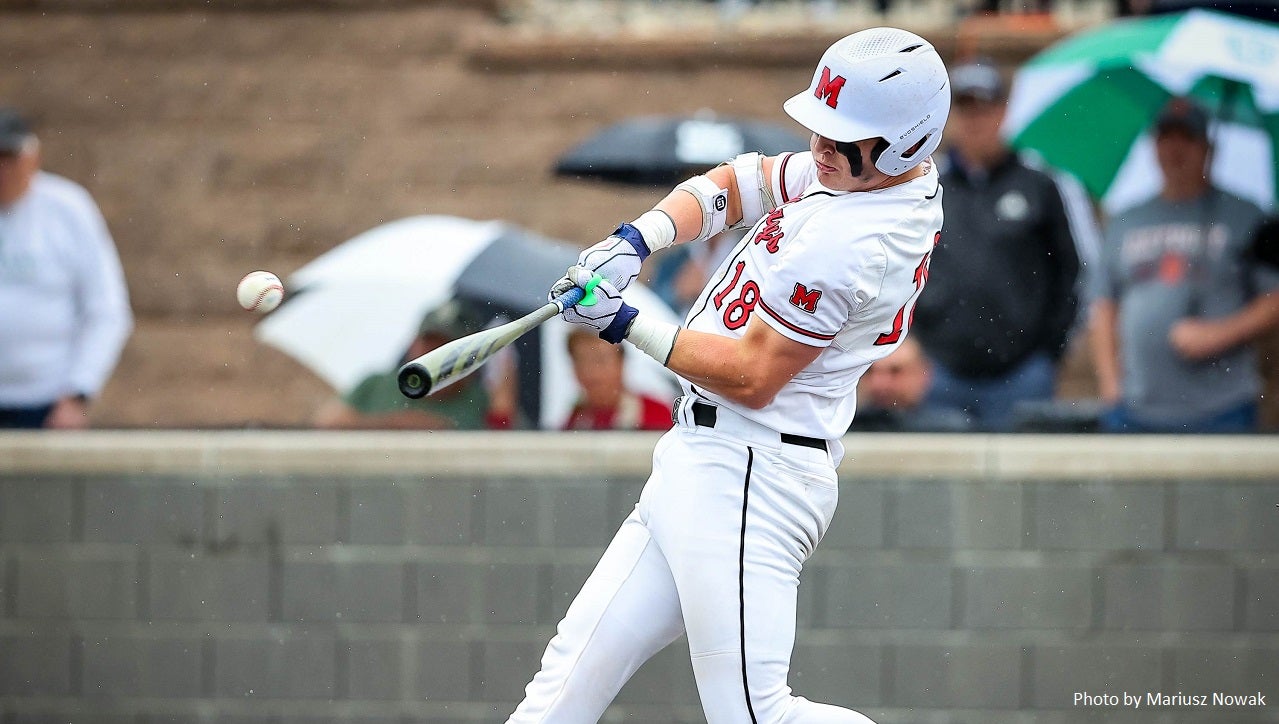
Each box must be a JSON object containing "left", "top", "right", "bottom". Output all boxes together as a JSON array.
[{"left": 554, "top": 112, "right": 810, "bottom": 186}]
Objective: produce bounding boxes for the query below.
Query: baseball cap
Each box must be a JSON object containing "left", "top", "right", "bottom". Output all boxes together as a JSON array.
[
  {"left": 1154, "top": 98, "right": 1210, "bottom": 139},
  {"left": 950, "top": 59, "right": 1005, "bottom": 102},
  {"left": 0, "top": 107, "right": 35, "bottom": 154}
]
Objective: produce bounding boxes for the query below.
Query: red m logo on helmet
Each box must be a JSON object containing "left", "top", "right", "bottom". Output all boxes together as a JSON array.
[
  {"left": 790, "top": 283, "right": 822, "bottom": 314},
  {"left": 814, "top": 67, "right": 845, "bottom": 109}
]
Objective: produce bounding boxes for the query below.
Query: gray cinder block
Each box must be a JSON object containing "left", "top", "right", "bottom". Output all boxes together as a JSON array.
[
  {"left": 890, "top": 480, "right": 955, "bottom": 549},
  {"left": 1033, "top": 483, "right": 1164, "bottom": 551},
  {"left": 481, "top": 481, "right": 543, "bottom": 547},
  {"left": 952, "top": 483, "right": 1025, "bottom": 550},
  {"left": 1168, "top": 645, "right": 1278, "bottom": 694},
  {"left": 210, "top": 483, "right": 339, "bottom": 546},
  {"left": 0, "top": 633, "right": 72, "bottom": 696},
  {"left": 282, "top": 561, "right": 405, "bottom": 623},
  {"left": 214, "top": 633, "right": 336, "bottom": 699},
  {"left": 1, "top": 478, "right": 76, "bottom": 543},
  {"left": 821, "top": 481, "right": 885, "bottom": 550},
  {"left": 416, "top": 638, "right": 472, "bottom": 702},
  {"left": 1029, "top": 644, "right": 1162, "bottom": 708},
  {"left": 824, "top": 562, "right": 953, "bottom": 629},
  {"left": 891, "top": 643, "right": 1021, "bottom": 709},
  {"left": 550, "top": 482, "right": 612, "bottom": 547},
  {"left": 409, "top": 480, "right": 477, "bottom": 546},
  {"left": 962, "top": 566, "right": 1092, "bottom": 629},
  {"left": 482, "top": 563, "right": 541, "bottom": 624},
  {"left": 343, "top": 636, "right": 404, "bottom": 701},
  {"left": 1101, "top": 564, "right": 1234, "bottom": 631},
  {"left": 16, "top": 554, "right": 137, "bottom": 620},
  {"left": 1176, "top": 483, "right": 1279, "bottom": 552},
  {"left": 416, "top": 562, "right": 483, "bottom": 625},
  {"left": 149, "top": 554, "right": 269, "bottom": 622},
  {"left": 790, "top": 641, "right": 882, "bottom": 708},
  {"left": 80, "top": 635, "right": 202, "bottom": 698},
  {"left": 477, "top": 639, "right": 546, "bottom": 703},
  {"left": 83, "top": 479, "right": 203, "bottom": 545},
  {"left": 347, "top": 482, "right": 407, "bottom": 545},
  {"left": 1243, "top": 567, "right": 1279, "bottom": 632}
]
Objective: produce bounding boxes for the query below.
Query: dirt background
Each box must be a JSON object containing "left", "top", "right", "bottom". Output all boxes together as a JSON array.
[{"left": 4, "top": 2, "right": 1268, "bottom": 428}]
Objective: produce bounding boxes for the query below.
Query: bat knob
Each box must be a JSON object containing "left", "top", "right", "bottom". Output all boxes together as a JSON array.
[{"left": 397, "top": 364, "right": 432, "bottom": 399}]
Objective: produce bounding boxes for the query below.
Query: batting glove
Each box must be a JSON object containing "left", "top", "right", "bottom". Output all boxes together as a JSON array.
[
  {"left": 557, "top": 265, "right": 638, "bottom": 344},
  {"left": 575, "top": 223, "right": 650, "bottom": 292}
]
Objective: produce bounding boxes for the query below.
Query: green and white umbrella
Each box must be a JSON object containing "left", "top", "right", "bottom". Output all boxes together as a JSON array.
[{"left": 1005, "top": 9, "right": 1279, "bottom": 214}]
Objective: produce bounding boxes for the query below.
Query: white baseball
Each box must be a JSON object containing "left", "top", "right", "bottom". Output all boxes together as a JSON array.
[{"left": 237, "top": 270, "right": 284, "bottom": 314}]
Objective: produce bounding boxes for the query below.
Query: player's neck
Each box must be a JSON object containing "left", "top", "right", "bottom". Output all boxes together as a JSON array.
[{"left": 861, "top": 161, "right": 928, "bottom": 192}]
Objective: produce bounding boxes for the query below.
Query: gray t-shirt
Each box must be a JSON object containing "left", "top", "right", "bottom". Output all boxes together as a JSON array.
[{"left": 1096, "top": 189, "right": 1278, "bottom": 425}]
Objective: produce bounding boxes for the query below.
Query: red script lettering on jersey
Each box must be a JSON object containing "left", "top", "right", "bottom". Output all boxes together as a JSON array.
[
  {"left": 874, "top": 231, "right": 939, "bottom": 345},
  {"left": 754, "top": 207, "right": 785, "bottom": 253},
  {"left": 814, "top": 67, "right": 845, "bottom": 109},
  {"left": 790, "top": 283, "right": 821, "bottom": 314}
]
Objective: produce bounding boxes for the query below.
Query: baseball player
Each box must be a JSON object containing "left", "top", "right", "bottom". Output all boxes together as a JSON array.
[{"left": 515, "top": 27, "right": 950, "bottom": 724}]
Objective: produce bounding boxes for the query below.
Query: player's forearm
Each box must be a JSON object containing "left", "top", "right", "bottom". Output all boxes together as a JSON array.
[{"left": 662, "top": 329, "right": 780, "bottom": 409}]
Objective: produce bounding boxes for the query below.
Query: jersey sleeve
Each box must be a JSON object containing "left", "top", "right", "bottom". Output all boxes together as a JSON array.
[
  {"left": 753, "top": 212, "right": 885, "bottom": 348},
  {"left": 770, "top": 151, "right": 816, "bottom": 207}
]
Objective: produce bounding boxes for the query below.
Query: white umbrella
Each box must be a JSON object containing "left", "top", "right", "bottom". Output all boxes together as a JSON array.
[{"left": 255, "top": 215, "right": 680, "bottom": 429}]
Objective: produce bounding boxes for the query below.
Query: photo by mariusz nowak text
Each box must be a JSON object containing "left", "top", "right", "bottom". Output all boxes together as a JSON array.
[{"left": 1075, "top": 691, "right": 1267, "bottom": 709}]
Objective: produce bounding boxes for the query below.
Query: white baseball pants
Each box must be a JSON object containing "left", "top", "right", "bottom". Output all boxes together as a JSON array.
[{"left": 507, "top": 413, "right": 876, "bottom": 724}]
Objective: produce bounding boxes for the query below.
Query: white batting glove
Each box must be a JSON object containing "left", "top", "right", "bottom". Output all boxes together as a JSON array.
[
  {"left": 557, "top": 266, "right": 638, "bottom": 343},
  {"left": 575, "top": 223, "right": 650, "bottom": 292}
]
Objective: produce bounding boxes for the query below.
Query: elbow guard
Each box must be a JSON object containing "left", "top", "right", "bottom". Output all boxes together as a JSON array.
[{"left": 674, "top": 175, "right": 730, "bottom": 243}]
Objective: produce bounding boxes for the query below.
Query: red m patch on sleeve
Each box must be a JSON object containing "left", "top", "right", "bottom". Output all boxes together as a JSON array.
[{"left": 789, "top": 283, "right": 822, "bottom": 314}]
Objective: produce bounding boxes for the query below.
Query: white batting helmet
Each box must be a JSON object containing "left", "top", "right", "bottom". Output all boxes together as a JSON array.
[{"left": 783, "top": 27, "right": 950, "bottom": 176}]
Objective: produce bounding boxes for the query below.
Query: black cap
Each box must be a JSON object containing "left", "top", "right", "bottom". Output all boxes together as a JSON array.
[
  {"left": 950, "top": 59, "right": 1005, "bottom": 102},
  {"left": 0, "top": 107, "right": 35, "bottom": 153},
  {"left": 1154, "top": 98, "right": 1210, "bottom": 139}
]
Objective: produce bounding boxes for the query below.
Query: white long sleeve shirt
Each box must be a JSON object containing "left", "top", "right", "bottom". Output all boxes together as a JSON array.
[{"left": 0, "top": 171, "right": 133, "bottom": 406}]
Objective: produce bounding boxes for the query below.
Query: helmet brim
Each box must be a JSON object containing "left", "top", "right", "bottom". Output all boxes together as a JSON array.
[{"left": 782, "top": 90, "right": 880, "bottom": 145}]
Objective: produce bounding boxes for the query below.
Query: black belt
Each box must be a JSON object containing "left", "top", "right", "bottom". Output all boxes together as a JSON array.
[{"left": 685, "top": 400, "right": 827, "bottom": 451}]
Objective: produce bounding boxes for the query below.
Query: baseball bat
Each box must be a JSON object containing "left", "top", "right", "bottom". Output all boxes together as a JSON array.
[{"left": 397, "top": 280, "right": 595, "bottom": 399}]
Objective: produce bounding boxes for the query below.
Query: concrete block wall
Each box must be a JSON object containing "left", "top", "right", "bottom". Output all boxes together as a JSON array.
[{"left": 1, "top": 433, "right": 1276, "bottom": 723}]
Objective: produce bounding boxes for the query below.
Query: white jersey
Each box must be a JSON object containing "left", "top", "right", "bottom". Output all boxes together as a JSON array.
[{"left": 680, "top": 151, "right": 944, "bottom": 440}]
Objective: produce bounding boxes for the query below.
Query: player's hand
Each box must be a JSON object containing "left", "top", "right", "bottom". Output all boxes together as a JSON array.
[
  {"left": 575, "top": 224, "right": 649, "bottom": 292},
  {"left": 558, "top": 266, "right": 638, "bottom": 343}
]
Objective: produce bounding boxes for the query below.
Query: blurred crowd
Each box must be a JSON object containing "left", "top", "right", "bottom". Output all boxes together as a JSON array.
[{"left": 2, "top": 2, "right": 1277, "bottom": 434}]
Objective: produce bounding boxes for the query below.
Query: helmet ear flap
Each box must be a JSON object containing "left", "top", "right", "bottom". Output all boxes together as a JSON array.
[{"left": 875, "top": 127, "right": 942, "bottom": 176}]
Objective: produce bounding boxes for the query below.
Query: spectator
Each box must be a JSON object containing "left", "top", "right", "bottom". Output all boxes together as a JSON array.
[
  {"left": 0, "top": 108, "right": 133, "bottom": 429},
  {"left": 561, "top": 327, "right": 672, "bottom": 431},
  {"left": 850, "top": 336, "right": 971, "bottom": 432},
  {"left": 312, "top": 300, "right": 517, "bottom": 430},
  {"left": 911, "top": 59, "right": 1099, "bottom": 431},
  {"left": 1090, "top": 98, "right": 1279, "bottom": 433}
]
